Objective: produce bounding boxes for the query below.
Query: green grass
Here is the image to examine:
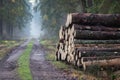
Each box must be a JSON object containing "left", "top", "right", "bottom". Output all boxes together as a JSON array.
[
  {"left": 18, "top": 42, "right": 33, "bottom": 80},
  {"left": 0, "top": 40, "right": 21, "bottom": 60},
  {"left": 46, "top": 52, "right": 69, "bottom": 69},
  {"left": 40, "top": 40, "right": 52, "bottom": 45}
]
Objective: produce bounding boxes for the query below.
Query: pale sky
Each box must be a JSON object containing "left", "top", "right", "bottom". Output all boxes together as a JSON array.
[
  {"left": 29, "top": 0, "right": 43, "bottom": 38},
  {"left": 29, "top": 0, "right": 35, "bottom": 3}
]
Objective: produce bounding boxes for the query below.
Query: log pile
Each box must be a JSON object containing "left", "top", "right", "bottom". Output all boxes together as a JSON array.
[{"left": 56, "top": 13, "right": 120, "bottom": 70}]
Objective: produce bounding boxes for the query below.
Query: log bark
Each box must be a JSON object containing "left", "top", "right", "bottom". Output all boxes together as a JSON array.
[
  {"left": 81, "top": 57, "right": 120, "bottom": 70},
  {"left": 73, "top": 44, "right": 120, "bottom": 49},
  {"left": 66, "top": 13, "right": 120, "bottom": 27},
  {"left": 58, "top": 13, "right": 120, "bottom": 68},
  {"left": 81, "top": 56, "right": 120, "bottom": 62},
  {"left": 59, "top": 26, "right": 65, "bottom": 39},
  {"left": 74, "top": 30, "right": 120, "bottom": 40},
  {"left": 56, "top": 51, "right": 61, "bottom": 61},
  {"left": 78, "top": 51, "right": 120, "bottom": 57},
  {"left": 58, "top": 49, "right": 66, "bottom": 61},
  {"left": 76, "top": 47, "right": 120, "bottom": 52},
  {"left": 66, "top": 53, "right": 74, "bottom": 63},
  {"left": 72, "top": 24, "right": 120, "bottom": 31},
  {"left": 74, "top": 40, "right": 120, "bottom": 44}
]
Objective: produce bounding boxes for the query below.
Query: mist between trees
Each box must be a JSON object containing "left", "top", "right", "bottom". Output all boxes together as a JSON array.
[
  {"left": 0, "top": 0, "right": 32, "bottom": 40},
  {"left": 0, "top": 0, "right": 120, "bottom": 40}
]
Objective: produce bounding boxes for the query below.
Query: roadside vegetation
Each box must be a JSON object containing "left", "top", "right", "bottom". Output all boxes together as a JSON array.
[
  {"left": 0, "top": 40, "right": 21, "bottom": 60},
  {"left": 17, "top": 42, "right": 33, "bottom": 80},
  {"left": 40, "top": 39, "right": 99, "bottom": 80},
  {"left": 41, "top": 39, "right": 120, "bottom": 80}
]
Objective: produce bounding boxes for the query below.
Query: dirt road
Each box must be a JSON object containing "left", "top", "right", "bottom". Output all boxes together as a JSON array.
[
  {"left": 0, "top": 40, "right": 30, "bottom": 80},
  {"left": 0, "top": 39, "right": 75, "bottom": 80},
  {"left": 30, "top": 40, "right": 75, "bottom": 80}
]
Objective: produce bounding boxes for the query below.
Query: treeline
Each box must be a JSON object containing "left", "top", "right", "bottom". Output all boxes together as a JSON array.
[
  {"left": 38, "top": 0, "right": 120, "bottom": 39},
  {"left": 0, "top": 0, "right": 32, "bottom": 40}
]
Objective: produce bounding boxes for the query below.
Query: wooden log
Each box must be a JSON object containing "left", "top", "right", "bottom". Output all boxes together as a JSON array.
[
  {"left": 56, "top": 51, "right": 61, "bottom": 61},
  {"left": 72, "top": 44, "right": 120, "bottom": 50},
  {"left": 66, "top": 54, "right": 70, "bottom": 63},
  {"left": 59, "top": 26, "right": 64, "bottom": 39},
  {"left": 81, "top": 56, "right": 120, "bottom": 62},
  {"left": 74, "top": 40, "right": 120, "bottom": 44},
  {"left": 59, "top": 39, "right": 65, "bottom": 43},
  {"left": 66, "top": 13, "right": 120, "bottom": 27},
  {"left": 78, "top": 51, "right": 120, "bottom": 57},
  {"left": 66, "top": 53, "right": 74, "bottom": 63},
  {"left": 81, "top": 57, "right": 120, "bottom": 70},
  {"left": 76, "top": 47, "right": 120, "bottom": 52},
  {"left": 71, "top": 24, "right": 120, "bottom": 31},
  {"left": 58, "top": 48, "right": 66, "bottom": 61},
  {"left": 76, "top": 59, "right": 82, "bottom": 67},
  {"left": 56, "top": 43, "right": 60, "bottom": 50},
  {"left": 74, "top": 30, "right": 120, "bottom": 40},
  {"left": 65, "top": 29, "right": 69, "bottom": 41},
  {"left": 73, "top": 51, "right": 80, "bottom": 66},
  {"left": 56, "top": 42, "right": 64, "bottom": 50}
]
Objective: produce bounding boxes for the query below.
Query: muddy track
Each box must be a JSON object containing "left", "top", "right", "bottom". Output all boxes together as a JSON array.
[
  {"left": 0, "top": 40, "right": 30, "bottom": 80},
  {"left": 30, "top": 40, "right": 76, "bottom": 80}
]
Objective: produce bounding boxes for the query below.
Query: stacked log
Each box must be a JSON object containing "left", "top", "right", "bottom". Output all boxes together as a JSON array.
[{"left": 56, "top": 13, "right": 120, "bottom": 70}]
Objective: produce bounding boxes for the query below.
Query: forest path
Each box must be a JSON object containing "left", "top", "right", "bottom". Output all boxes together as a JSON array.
[
  {"left": 0, "top": 40, "right": 30, "bottom": 80},
  {"left": 30, "top": 40, "right": 74, "bottom": 80}
]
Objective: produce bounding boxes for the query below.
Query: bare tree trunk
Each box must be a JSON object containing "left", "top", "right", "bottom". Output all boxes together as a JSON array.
[
  {"left": 81, "top": 0, "right": 87, "bottom": 12},
  {"left": 86, "top": 0, "right": 93, "bottom": 8},
  {"left": 0, "top": 0, "right": 3, "bottom": 39},
  {"left": 2, "top": 21, "right": 8, "bottom": 39},
  {"left": 75, "top": 30, "right": 120, "bottom": 40},
  {"left": 72, "top": 24, "right": 120, "bottom": 31},
  {"left": 0, "top": 17, "right": 3, "bottom": 39},
  {"left": 66, "top": 13, "right": 120, "bottom": 27}
]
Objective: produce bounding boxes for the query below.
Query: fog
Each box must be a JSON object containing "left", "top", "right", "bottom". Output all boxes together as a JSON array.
[{"left": 29, "top": 0, "right": 44, "bottom": 38}]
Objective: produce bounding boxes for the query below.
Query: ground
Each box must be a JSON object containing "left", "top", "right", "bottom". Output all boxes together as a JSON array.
[
  {"left": 1, "top": 39, "right": 120, "bottom": 80},
  {"left": 0, "top": 39, "right": 75, "bottom": 80},
  {"left": 0, "top": 40, "right": 29, "bottom": 80},
  {"left": 30, "top": 40, "right": 75, "bottom": 80}
]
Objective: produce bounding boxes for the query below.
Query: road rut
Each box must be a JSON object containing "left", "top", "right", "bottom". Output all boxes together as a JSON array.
[
  {"left": 0, "top": 40, "right": 30, "bottom": 80},
  {"left": 30, "top": 40, "right": 75, "bottom": 80}
]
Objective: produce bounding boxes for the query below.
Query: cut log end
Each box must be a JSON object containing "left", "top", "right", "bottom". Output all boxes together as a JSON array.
[{"left": 65, "top": 14, "right": 70, "bottom": 27}]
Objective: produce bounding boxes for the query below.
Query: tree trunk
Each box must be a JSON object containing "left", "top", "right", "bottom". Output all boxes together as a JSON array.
[
  {"left": 66, "top": 13, "right": 120, "bottom": 27},
  {"left": 78, "top": 51, "right": 120, "bottom": 57},
  {"left": 74, "top": 40, "right": 120, "bottom": 44},
  {"left": 2, "top": 21, "right": 8, "bottom": 39},
  {"left": 0, "top": 0, "right": 3, "bottom": 39},
  {"left": 74, "top": 30, "right": 120, "bottom": 40},
  {"left": 72, "top": 24, "right": 120, "bottom": 31},
  {"left": 76, "top": 47, "right": 120, "bottom": 52},
  {"left": 86, "top": 0, "right": 93, "bottom": 8},
  {"left": 0, "top": 17, "right": 3, "bottom": 39},
  {"left": 81, "top": 0, "right": 87, "bottom": 12},
  {"left": 81, "top": 57, "right": 120, "bottom": 70}
]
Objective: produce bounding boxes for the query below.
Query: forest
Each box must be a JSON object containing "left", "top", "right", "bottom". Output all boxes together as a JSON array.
[
  {"left": 38, "top": 0, "right": 120, "bottom": 39},
  {"left": 0, "top": 0, "right": 120, "bottom": 80},
  {"left": 1, "top": 0, "right": 120, "bottom": 40},
  {"left": 0, "top": 0, "right": 32, "bottom": 40}
]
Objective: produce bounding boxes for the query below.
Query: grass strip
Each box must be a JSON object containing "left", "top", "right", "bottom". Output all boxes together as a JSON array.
[{"left": 18, "top": 42, "right": 33, "bottom": 80}]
